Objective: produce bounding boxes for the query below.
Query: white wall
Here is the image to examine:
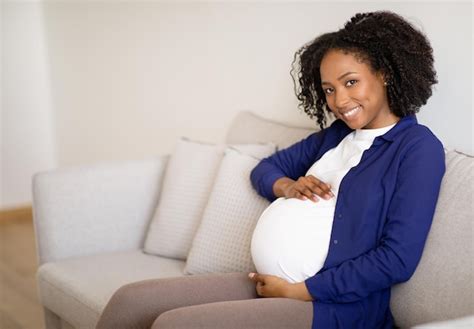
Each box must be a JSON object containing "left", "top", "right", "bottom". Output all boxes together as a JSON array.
[
  {"left": 1, "top": 1, "right": 472, "bottom": 208},
  {"left": 1, "top": 1, "right": 57, "bottom": 209}
]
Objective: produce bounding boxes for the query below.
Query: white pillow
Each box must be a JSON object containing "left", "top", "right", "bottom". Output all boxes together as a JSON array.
[
  {"left": 184, "top": 147, "right": 273, "bottom": 274},
  {"left": 143, "top": 138, "right": 275, "bottom": 260}
]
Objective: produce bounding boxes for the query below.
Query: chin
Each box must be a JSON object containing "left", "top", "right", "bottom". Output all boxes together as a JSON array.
[
  {"left": 343, "top": 120, "right": 365, "bottom": 130},
  {"left": 335, "top": 112, "right": 367, "bottom": 130}
]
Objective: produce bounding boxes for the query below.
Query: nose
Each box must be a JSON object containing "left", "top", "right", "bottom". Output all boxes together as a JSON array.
[{"left": 334, "top": 88, "right": 350, "bottom": 110}]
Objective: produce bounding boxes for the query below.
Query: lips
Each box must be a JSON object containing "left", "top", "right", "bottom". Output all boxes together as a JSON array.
[{"left": 340, "top": 106, "right": 361, "bottom": 120}]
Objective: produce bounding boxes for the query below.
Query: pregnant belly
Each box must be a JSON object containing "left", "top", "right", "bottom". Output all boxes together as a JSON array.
[{"left": 251, "top": 197, "right": 335, "bottom": 283}]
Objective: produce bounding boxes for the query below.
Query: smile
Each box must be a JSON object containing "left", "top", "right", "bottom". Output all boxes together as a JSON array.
[{"left": 341, "top": 106, "right": 361, "bottom": 119}]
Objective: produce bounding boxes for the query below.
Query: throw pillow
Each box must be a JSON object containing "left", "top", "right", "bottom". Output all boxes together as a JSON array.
[
  {"left": 184, "top": 146, "right": 273, "bottom": 274},
  {"left": 143, "top": 138, "right": 275, "bottom": 260}
]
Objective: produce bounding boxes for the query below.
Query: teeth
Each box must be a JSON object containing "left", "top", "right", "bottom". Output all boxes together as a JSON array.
[{"left": 342, "top": 106, "right": 360, "bottom": 118}]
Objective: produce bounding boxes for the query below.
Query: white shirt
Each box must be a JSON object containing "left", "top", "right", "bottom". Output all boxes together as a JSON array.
[{"left": 251, "top": 123, "right": 396, "bottom": 283}]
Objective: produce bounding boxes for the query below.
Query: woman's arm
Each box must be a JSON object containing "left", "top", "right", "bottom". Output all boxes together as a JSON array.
[
  {"left": 250, "top": 129, "right": 329, "bottom": 202},
  {"left": 304, "top": 135, "right": 446, "bottom": 303}
]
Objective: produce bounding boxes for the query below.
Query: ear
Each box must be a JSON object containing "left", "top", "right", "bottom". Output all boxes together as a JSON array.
[{"left": 378, "top": 71, "right": 390, "bottom": 86}]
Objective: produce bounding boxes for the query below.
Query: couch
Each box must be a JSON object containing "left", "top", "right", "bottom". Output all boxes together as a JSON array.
[{"left": 32, "top": 111, "right": 473, "bottom": 329}]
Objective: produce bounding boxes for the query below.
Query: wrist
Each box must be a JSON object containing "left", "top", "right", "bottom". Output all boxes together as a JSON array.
[
  {"left": 273, "top": 177, "right": 294, "bottom": 198},
  {"left": 286, "top": 282, "right": 313, "bottom": 302}
]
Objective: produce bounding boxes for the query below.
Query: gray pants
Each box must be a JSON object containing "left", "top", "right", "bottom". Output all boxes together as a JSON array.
[{"left": 96, "top": 272, "right": 313, "bottom": 329}]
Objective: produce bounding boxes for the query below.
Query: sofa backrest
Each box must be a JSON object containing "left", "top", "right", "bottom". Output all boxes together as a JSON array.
[
  {"left": 225, "top": 111, "right": 315, "bottom": 150},
  {"left": 390, "top": 150, "right": 473, "bottom": 327},
  {"left": 226, "top": 111, "right": 474, "bottom": 328}
]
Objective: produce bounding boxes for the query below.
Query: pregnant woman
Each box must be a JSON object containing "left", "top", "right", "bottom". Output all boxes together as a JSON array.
[
  {"left": 248, "top": 11, "right": 445, "bottom": 328},
  {"left": 250, "top": 122, "right": 398, "bottom": 285},
  {"left": 96, "top": 11, "right": 445, "bottom": 329}
]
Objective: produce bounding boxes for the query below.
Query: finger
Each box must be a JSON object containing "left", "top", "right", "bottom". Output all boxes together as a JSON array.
[
  {"left": 299, "top": 186, "right": 316, "bottom": 200},
  {"left": 298, "top": 185, "right": 321, "bottom": 202},
  {"left": 313, "top": 186, "right": 332, "bottom": 200},
  {"left": 306, "top": 175, "right": 321, "bottom": 185},
  {"left": 306, "top": 176, "right": 334, "bottom": 198},
  {"left": 306, "top": 175, "right": 330, "bottom": 189},
  {"left": 249, "top": 272, "right": 265, "bottom": 283},
  {"left": 307, "top": 175, "right": 331, "bottom": 192},
  {"left": 294, "top": 191, "right": 310, "bottom": 201},
  {"left": 248, "top": 272, "right": 259, "bottom": 282},
  {"left": 256, "top": 282, "right": 265, "bottom": 296},
  {"left": 298, "top": 177, "right": 324, "bottom": 201},
  {"left": 293, "top": 178, "right": 309, "bottom": 200}
]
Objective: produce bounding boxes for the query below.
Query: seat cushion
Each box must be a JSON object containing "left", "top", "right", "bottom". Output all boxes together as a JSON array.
[{"left": 37, "top": 250, "right": 186, "bottom": 329}]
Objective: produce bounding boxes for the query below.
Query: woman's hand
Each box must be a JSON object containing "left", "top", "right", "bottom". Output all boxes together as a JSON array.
[
  {"left": 273, "top": 175, "right": 334, "bottom": 202},
  {"left": 248, "top": 272, "right": 291, "bottom": 298},
  {"left": 248, "top": 273, "right": 313, "bottom": 302}
]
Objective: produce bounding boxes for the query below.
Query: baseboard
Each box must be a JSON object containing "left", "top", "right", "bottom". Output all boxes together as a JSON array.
[{"left": 0, "top": 205, "right": 33, "bottom": 222}]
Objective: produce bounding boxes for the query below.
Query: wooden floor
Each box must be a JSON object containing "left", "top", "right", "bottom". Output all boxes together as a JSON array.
[{"left": 0, "top": 207, "right": 45, "bottom": 329}]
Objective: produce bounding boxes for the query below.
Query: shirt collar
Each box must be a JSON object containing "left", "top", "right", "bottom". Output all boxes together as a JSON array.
[
  {"left": 377, "top": 114, "right": 418, "bottom": 143},
  {"left": 334, "top": 114, "right": 418, "bottom": 145}
]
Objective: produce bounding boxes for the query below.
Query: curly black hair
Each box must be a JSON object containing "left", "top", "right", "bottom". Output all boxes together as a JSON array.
[{"left": 291, "top": 11, "right": 437, "bottom": 129}]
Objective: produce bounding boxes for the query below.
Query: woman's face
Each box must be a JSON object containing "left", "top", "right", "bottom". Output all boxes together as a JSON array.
[{"left": 320, "top": 49, "right": 399, "bottom": 129}]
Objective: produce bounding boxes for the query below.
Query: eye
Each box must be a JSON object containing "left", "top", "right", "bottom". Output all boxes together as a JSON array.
[
  {"left": 346, "top": 79, "right": 358, "bottom": 87},
  {"left": 323, "top": 87, "right": 334, "bottom": 95}
]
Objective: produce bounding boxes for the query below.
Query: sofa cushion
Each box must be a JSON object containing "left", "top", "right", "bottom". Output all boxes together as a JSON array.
[
  {"left": 225, "top": 111, "right": 317, "bottom": 150},
  {"left": 37, "top": 250, "right": 186, "bottom": 329},
  {"left": 184, "top": 147, "right": 273, "bottom": 274},
  {"left": 143, "top": 138, "right": 223, "bottom": 260},
  {"left": 390, "top": 150, "right": 474, "bottom": 327},
  {"left": 143, "top": 137, "right": 275, "bottom": 260}
]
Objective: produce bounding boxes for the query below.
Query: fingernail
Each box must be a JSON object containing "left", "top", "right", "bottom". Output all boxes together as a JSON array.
[
  {"left": 249, "top": 273, "right": 255, "bottom": 278},
  {"left": 301, "top": 196, "right": 307, "bottom": 200}
]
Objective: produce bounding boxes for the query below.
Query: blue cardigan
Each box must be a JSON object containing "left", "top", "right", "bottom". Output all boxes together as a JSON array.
[{"left": 250, "top": 114, "right": 445, "bottom": 329}]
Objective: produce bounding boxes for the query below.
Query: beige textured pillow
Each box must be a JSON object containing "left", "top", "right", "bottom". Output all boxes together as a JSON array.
[
  {"left": 143, "top": 138, "right": 275, "bottom": 260},
  {"left": 184, "top": 146, "right": 274, "bottom": 274}
]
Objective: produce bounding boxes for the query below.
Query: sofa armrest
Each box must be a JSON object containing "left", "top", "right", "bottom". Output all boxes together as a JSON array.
[{"left": 32, "top": 156, "right": 169, "bottom": 265}]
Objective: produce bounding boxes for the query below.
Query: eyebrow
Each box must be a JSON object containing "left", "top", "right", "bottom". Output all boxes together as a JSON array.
[{"left": 321, "top": 71, "right": 357, "bottom": 85}]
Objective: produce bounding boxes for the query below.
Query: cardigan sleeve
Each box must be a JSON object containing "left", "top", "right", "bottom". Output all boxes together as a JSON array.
[
  {"left": 304, "top": 134, "right": 446, "bottom": 303},
  {"left": 249, "top": 129, "right": 325, "bottom": 202}
]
